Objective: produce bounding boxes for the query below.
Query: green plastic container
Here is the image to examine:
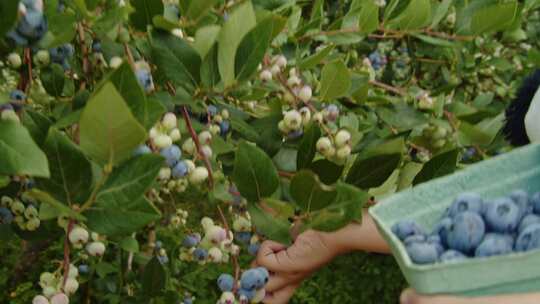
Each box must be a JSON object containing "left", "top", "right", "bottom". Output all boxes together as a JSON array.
[{"left": 369, "top": 143, "right": 540, "bottom": 296}]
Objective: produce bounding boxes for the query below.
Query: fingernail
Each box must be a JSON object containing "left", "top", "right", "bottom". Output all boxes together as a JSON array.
[{"left": 400, "top": 289, "right": 415, "bottom": 304}]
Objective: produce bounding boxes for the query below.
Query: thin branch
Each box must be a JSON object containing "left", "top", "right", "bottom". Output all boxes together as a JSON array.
[
  {"left": 80, "top": 171, "right": 109, "bottom": 212},
  {"left": 278, "top": 171, "right": 294, "bottom": 178},
  {"left": 123, "top": 43, "right": 136, "bottom": 69},
  {"left": 369, "top": 80, "right": 407, "bottom": 96},
  {"left": 217, "top": 205, "right": 240, "bottom": 291}
]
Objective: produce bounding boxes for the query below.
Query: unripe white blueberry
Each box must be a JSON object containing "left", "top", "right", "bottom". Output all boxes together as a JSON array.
[
  {"left": 336, "top": 145, "right": 352, "bottom": 160},
  {"left": 201, "top": 217, "right": 214, "bottom": 231},
  {"left": 170, "top": 215, "right": 181, "bottom": 226},
  {"left": 270, "top": 64, "right": 281, "bottom": 76},
  {"left": 283, "top": 110, "right": 302, "bottom": 130},
  {"left": 299, "top": 107, "right": 311, "bottom": 125},
  {"left": 334, "top": 130, "right": 351, "bottom": 148},
  {"left": 33, "top": 295, "right": 50, "bottom": 304},
  {"left": 182, "top": 138, "right": 196, "bottom": 155},
  {"left": 68, "top": 264, "right": 78, "bottom": 278},
  {"left": 50, "top": 293, "right": 69, "bottom": 304},
  {"left": 313, "top": 112, "right": 323, "bottom": 123},
  {"left": 184, "top": 159, "right": 196, "bottom": 173},
  {"left": 201, "top": 145, "right": 213, "bottom": 158},
  {"left": 69, "top": 226, "right": 89, "bottom": 245},
  {"left": 209, "top": 124, "right": 221, "bottom": 135},
  {"left": 230, "top": 244, "right": 240, "bottom": 256},
  {"left": 35, "top": 50, "right": 51, "bottom": 66},
  {"left": 274, "top": 55, "right": 287, "bottom": 68},
  {"left": 18, "top": 3, "right": 27, "bottom": 15},
  {"left": 26, "top": 218, "right": 41, "bottom": 231},
  {"left": 189, "top": 167, "right": 209, "bottom": 184},
  {"left": 220, "top": 291, "right": 235, "bottom": 304},
  {"left": 198, "top": 131, "right": 212, "bottom": 144},
  {"left": 109, "top": 57, "right": 123, "bottom": 69},
  {"left": 287, "top": 75, "right": 301, "bottom": 87},
  {"left": 207, "top": 226, "right": 227, "bottom": 244},
  {"left": 316, "top": 137, "right": 332, "bottom": 154},
  {"left": 171, "top": 28, "right": 184, "bottom": 38},
  {"left": 91, "top": 232, "right": 101, "bottom": 241},
  {"left": 233, "top": 217, "right": 251, "bottom": 232},
  {"left": 7, "top": 53, "right": 22, "bottom": 69},
  {"left": 252, "top": 288, "right": 266, "bottom": 303},
  {"left": 221, "top": 109, "right": 230, "bottom": 120},
  {"left": 64, "top": 277, "right": 79, "bottom": 295},
  {"left": 277, "top": 120, "right": 289, "bottom": 134},
  {"left": 149, "top": 127, "right": 159, "bottom": 139},
  {"left": 1, "top": 195, "right": 13, "bottom": 207},
  {"left": 298, "top": 85, "right": 312, "bottom": 102},
  {"left": 154, "top": 134, "right": 173, "bottom": 148},
  {"left": 25, "top": 205, "right": 38, "bottom": 219},
  {"left": 86, "top": 241, "right": 106, "bottom": 257},
  {"left": 324, "top": 146, "right": 336, "bottom": 158},
  {"left": 208, "top": 247, "right": 223, "bottom": 262},
  {"left": 40, "top": 272, "right": 56, "bottom": 287},
  {"left": 162, "top": 113, "right": 177, "bottom": 130},
  {"left": 158, "top": 167, "right": 171, "bottom": 180},
  {"left": 168, "top": 128, "right": 181, "bottom": 142},
  {"left": 259, "top": 70, "right": 272, "bottom": 81},
  {"left": 289, "top": 68, "right": 297, "bottom": 77},
  {"left": 2, "top": 110, "right": 20, "bottom": 123},
  {"left": 43, "top": 287, "right": 57, "bottom": 299},
  {"left": 11, "top": 200, "right": 24, "bottom": 214}
]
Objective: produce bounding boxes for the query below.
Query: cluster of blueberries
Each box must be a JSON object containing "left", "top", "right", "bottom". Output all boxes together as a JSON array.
[
  {"left": 217, "top": 267, "right": 269, "bottom": 302},
  {"left": 368, "top": 51, "right": 388, "bottom": 71},
  {"left": 392, "top": 190, "right": 540, "bottom": 264},
  {"left": 205, "top": 105, "right": 231, "bottom": 137},
  {"left": 7, "top": 0, "right": 47, "bottom": 46},
  {"left": 49, "top": 43, "right": 75, "bottom": 70},
  {"left": 235, "top": 231, "right": 261, "bottom": 256}
]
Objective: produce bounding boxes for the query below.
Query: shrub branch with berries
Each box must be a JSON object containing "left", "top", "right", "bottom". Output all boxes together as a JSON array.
[{"left": 0, "top": 0, "right": 538, "bottom": 303}]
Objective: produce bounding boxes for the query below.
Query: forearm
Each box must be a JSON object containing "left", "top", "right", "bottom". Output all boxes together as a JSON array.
[{"left": 321, "top": 209, "right": 391, "bottom": 255}]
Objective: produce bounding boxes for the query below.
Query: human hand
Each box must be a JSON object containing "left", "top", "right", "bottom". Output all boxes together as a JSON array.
[
  {"left": 254, "top": 230, "right": 341, "bottom": 303},
  {"left": 400, "top": 289, "right": 540, "bottom": 304}
]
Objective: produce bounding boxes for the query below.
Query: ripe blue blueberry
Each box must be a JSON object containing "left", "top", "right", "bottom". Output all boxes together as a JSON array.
[
  {"left": 427, "top": 235, "right": 444, "bottom": 256},
  {"left": 193, "top": 248, "right": 208, "bottom": 261},
  {"left": 155, "top": 241, "right": 163, "bottom": 249},
  {"left": 515, "top": 223, "right": 540, "bottom": 252},
  {"left": 238, "top": 288, "right": 256, "bottom": 300},
  {"left": 0, "top": 104, "right": 14, "bottom": 112},
  {"left": 0, "top": 207, "right": 14, "bottom": 224},
  {"left": 208, "top": 105, "right": 218, "bottom": 116},
  {"left": 217, "top": 273, "right": 234, "bottom": 292},
  {"left": 475, "top": 233, "right": 514, "bottom": 258},
  {"left": 219, "top": 120, "right": 230, "bottom": 136},
  {"left": 405, "top": 241, "right": 439, "bottom": 264},
  {"left": 10, "top": 90, "right": 26, "bottom": 102},
  {"left": 404, "top": 234, "right": 426, "bottom": 246},
  {"left": 9, "top": 11, "right": 48, "bottom": 45},
  {"left": 136, "top": 69, "right": 154, "bottom": 93},
  {"left": 440, "top": 250, "right": 467, "bottom": 262},
  {"left": 157, "top": 255, "right": 169, "bottom": 264},
  {"left": 391, "top": 220, "right": 425, "bottom": 241},
  {"left": 182, "top": 233, "right": 201, "bottom": 248},
  {"left": 248, "top": 243, "right": 260, "bottom": 256},
  {"left": 78, "top": 264, "right": 89, "bottom": 274},
  {"left": 92, "top": 40, "right": 102, "bottom": 53},
  {"left": 255, "top": 267, "right": 269, "bottom": 283},
  {"left": 133, "top": 145, "right": 151, "bottom": 156},
  {"left": 235, "top": 232, "right": 252, "bottom": 244},
  {"left": 484, "top": 197, "right": 521, "bottom": 233},
  {"left": 530, "top": 192, "right": 540, "bottom": 214},
  {"left": 447, "top": 192, "right": 483, "bottom": 217},
  {"left": 240, "top": 269, "right": 265, "bottom": 290},
  {"left": 160, "top": 145, "right": 182, "bottom": 167},
  {"left": 172, "top": 161, "right": 189, "bottom": 179},
  {"left": 518, "top": 214, "right": 540, "bottom": 234},
  {"left": 446, "top": 211, "right": 485, "bottom": 254},
  {"left": 509, "top": 190, "right": 532, "bottom": 219},
  {"left": 287, "top": 129, "right": 304, "bottom": 139}
]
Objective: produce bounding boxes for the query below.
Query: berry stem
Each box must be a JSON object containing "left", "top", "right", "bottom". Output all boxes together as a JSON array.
[{"left": 77, "top": 22, "right": 91, "bottom": 89}]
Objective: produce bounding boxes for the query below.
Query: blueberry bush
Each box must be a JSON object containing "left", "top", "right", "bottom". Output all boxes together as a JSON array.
[{"left": 0, "top": 0, "right": 539, "bottom": 303}]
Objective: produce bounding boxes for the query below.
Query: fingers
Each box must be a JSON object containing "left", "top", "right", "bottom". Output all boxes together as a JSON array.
[
  {"left": 257, "top": 241, "right": 299, "bottom": 273},
  {"left": 263, "top": 283, "right": 300, "bottom": 304},
  {"left": 266, "top": 272, "right": 308, "bottom": 293}
]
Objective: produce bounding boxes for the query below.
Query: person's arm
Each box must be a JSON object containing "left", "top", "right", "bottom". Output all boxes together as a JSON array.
[{"left": 400, "top": 289, "right": 540, "bottom": 304}]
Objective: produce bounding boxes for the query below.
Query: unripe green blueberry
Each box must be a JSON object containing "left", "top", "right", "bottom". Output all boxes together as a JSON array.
[
  {"left": 201, "top": 145, "right": 212, "bottom": 158},
  {"left": 154, "top": 134, "right": 173, "bottom": 149},
  {"left": 334, "top": 130, "right": 351, "bottom": 148},
  {"left": 189, "top": 167, "right": 209, "bottom": 185},
  {"left": 201, "top": 217, "right": 214, "bottom": 231},
  {"left": 213, "top": 114, "right": 223, "bottom": 124},
  {"left": 40, "top": 272, "right": 56, "bottom": 287},
  {"left": 259, "top": 70, "right": 272, "bottom": 81},
  {"left": 162, "top": 113, "right": 177, "bottom": 130},
  {"left": 336, "top": 145, "right": 352, "bottom": 160},
  {"left": 64, "top": 277, "right": 79, "bottom": 295},
  {"left": 299, "top": 107, "right": 311, "bottom": 125},
  {"left": 24, "top": 205, "right": 38, "bottom": 219},
  {"left": 2, "top": 110, "right": 20, "bottom": 123},
  {"left": 69, "top": 226, "right": 89, "bottom": 245},
  {"left": 34, "top": 50, "right": 50, "bottom": 67},
  {"left": 221, "top": 109, "right": 230, "bottom": 120},
  {"left": 50, "top": 292, "right": 69, "bottom": 304},
  {"left": 298, "top": 85, "right": 312, "bottom": 103},
  {"left": 171, "top": 28, "right": 184, "bottom": 38},
  {"left": 68, "top": 264, "right": 78, "bottom": 278},
  {"left": 316, "top": 137, "right": 333, "bottom": 154},
  {"left": 274, "top": 55, "right": 287, "bottom": 68},
  {"left": 220, "top": 291, "right": 235, "bottom": 303},
  {"left": 42, "top": 287, "right": 58, "bottom": 299},
  {"left": 33, "top": 295, "right": 49, "bottom": 304},
  {"left": 11, "top": 200, "right": 25, "bottom": 215},
  {"left": 208, "top": 247, "right": 223, "bottom": 262},
  {"left": 184, "top": 160, "right": 196, "bottom": 173},
  {"left": 26, "top": 217, "right": 40, "bottom": 231},
  {"left": 278, "top": 120, "right": 289, "bottom": 134},
  {"left": 109, "top": 57, "right": 123, "bottom": 69},
  {"left": 170, "top": 215, "right": 181, "bottom": 226},
  {"left": 169, "top": 128, "right": 181, "bottom": 142},
  {"left": 432, "top": 127, "right": 448, "bottom": 140},
  {"left": 270, "top": 64, "right": 281, "bottom": 76},
  {"left": 207, "top": 225, "right": 227, "bottom": 244},
  {"left": 158, "top": 167, "right": 171, "bottom": 180},
  {"left": 283, "top": 110, "right": 302, "bottom": 130},
  {"left": 86, "top": 241, "right": 106, "bottom": 257},
  {"left": 209, "top": 124, "right": 221, "bottom": 135},
  {"left": 313, "top": 112, "right": 323, "bottom": 123},
  {"left": 323, "top": 146, "right": 336, "bottom": 158},
  {"left": 198, "top": 131, "right": 212, "bottom": 144},
  {"left": 182, "top": 138, "right": 196, "bottom": 155},
  {"left": 432, "top": 139, "right": 446, "bottom": 149},
  {"left": 233, "top": 217, "right": 251, "bottom": 232},
  {"left": 289, "top": 68, "right": 297, "bottom": 77},
  {"left": 7, "top": 53, "right": 22, "bottom": 69},
  {"left": 91, "top": 232, "right": 100, "bottom": 242},
  {"left": 287, "top": 75, "right": 301, "bottom": 87},
  {"left": 1, "top": 196, "right": 13, "bottom": 207}
]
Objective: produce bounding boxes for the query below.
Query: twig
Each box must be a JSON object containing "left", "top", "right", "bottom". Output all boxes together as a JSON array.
[
  {"left": 443, "top": 110, "right": 458, "bottom": 131},
  {"left": 80, "top": 171, "right": 109, "bottom": 212},
  {"left": 77, "top": 23, "right": 91, "bottom": 88},
  {"left": 369, "top": 80, "right": 407, "bottom": 96},
  {"left": 123, "top": 43, "right": 136, "bottom": 70},
  {"left": 278, "top": 171, "right": 294, "bottom": 178},
  {"left": 217, "top": 205, "right": 241, "bottom": 291},
  {"left": 17, "top": 48, "right": 33, "bottom": 92},
  {"left": 62, "top": 220, "right": 75, "bottom": 289}
]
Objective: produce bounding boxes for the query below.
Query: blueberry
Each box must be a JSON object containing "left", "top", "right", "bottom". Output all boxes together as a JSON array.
[
  {"left": 157, "top": 255, "right": 169, "bottom": 264},
  {"left": 17, "top": 11, "right": 47, "bottom": 41},
  {"left": 182, "top": 233, "right": 201, "bottom": 248},
  {"left": 248, "top": 243, "right": 260, "bottom": 256},
  {"left": 219, "top": 120, "right": 230, "bottom": 136},
  {"left": 530, "top": 192, "right": 540, "bottom": 214},
  {"left": 155, "top": 241, "right": 163, "bottom": 249},
  {"left": 235, "top": 231, "right": 252, "bottom": 244},
  {"left": 509, "top": 190, "right": 532, "bottom": 219},
  {"left": 193, "top": 248, "right": 208, "bottom": 261},
  {"left": 484, "top": 197, "right": 521, "bottom": 233},
  {"left": 255, "top": 267, "right": 269, "bottom": 283},
  {"left": 405, "top": 241, "right": 439, "bottom": 264},
  {"left": 240, "top": 269, "right": 265, "bottom": 290},
  {"left": 447, "top": 192, "right": 483, "bottom": 217},
  {"left": 391, "top": 220, "right": 425, "bottom": 241},
  {"left": 0, "top": 104, "right": 14, "bottom": 111},
  {"left": 208, "top": 105, "right": 218, "bottom": 116},
  {"left": 440, "top": 250, "right": 467, "bottom": 262},
  {"left": 446, "top": 211, "right": 485, "bottom": 254},
  {"left": 475, "top": 233, "right": 514, "bottom": 258},
  {"left": 160, "top": 145, "right": 181, "bottom": 167},
  {"left": 172, "top": 161, "right": 189, "bottom": 179},
  {"left": 10, "top": 90, "right": 26, "bottom": 102},
  {"left": 238, "top": 288, "right": 256, "bottom": 300},
  {"left": 515, "top": 223, "right": 540, "bottom": 252},
  {"left": 0, "top": 207, "right": 14, "bottom": 224},
  {"left": 427, "top": 235, "right": 444, "bottom": 256},
  {"left": 519, "top": 214, "right": 540, "bottom": 234},
  {"left": 217, "top": 273, "right": 234, "bottom": 292},
  {"left": 78, "top": 264, "right": 89, "bottom": 274},
  {"left": 133, "top": 145, "right": 151, "bottom": 156},
  {"left": 287, "top": 129, "right": 303, "bottom": 139},
  {"left": 404, "top": 234, "right": 426, "bottom": 246},
  {"left": 135, "top": 69, "right": 154, "bottom": 93},
  {"left": 92, "top": 40, "right": 102, "bottom": 53}
]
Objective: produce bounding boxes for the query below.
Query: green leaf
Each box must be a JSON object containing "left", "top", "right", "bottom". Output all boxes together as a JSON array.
[
  {"left": 200, "top": 46, "right": 221, "bottom": 88},
  {"left": 248, "top": 204, "right": 291, "bottom": 244},
  {"left": 28, "top": 189, "right": 85, "bottom": 221},
  {"left": 430, "top": 0, "right": 453, "bottom": 28},
  {"left": 151, "top": 45, "right": 197, "bottom": 93},
  {"left": 107, "top": 63, "right": 165, "bottom": 129},
  {"left": 186, "top": 0, "right": 220, "bottom": 21},
  {"left": 342, "top": 0, "right": 379, "bottom": 34},
  {"left": 470, "top": 0, "right": 519, "bottom": 34},
  {"left": 397, "top": 162, "right": 423, "bottom": 190},
  {"left": 142, "top": 257, "right": 167, "bottom": 297},
  {"left": 387, "top": 0, "right": 432, "bottom": 30},
  {"left": 310, "top": 159, "right": 344, "bottom": 184},
  {"left": 152, "top": 31, "right": 201, "bottom": 84},
  {"left": 235, "top": 15, "right": 286, "bottom": 81},
  {"left": 412, "top": 34, "right": 456, "bottom": 48},
  {"left": 218, "top": 1, "right": 257, "bottom": 87},
  {"left": 40, "top": 64, "right": 65, "bottom": 98},
  {"left": 22, "top": 110, "right": 52, "bottom": 146},
  {"left": 193, "top": 25, "right": 221, "bottom": 58},
  {"left": 413, "top": 149, "right": 459, "bottom": 185},
  {"left": 131, "top": 0, "right": 164, "bottom": 31},
  {"left": 79, "top": 82, "right": 147, "bottom": 166},
  {"left": 0, "top": 121, "right": 49, "bottom": 178},
  {"left": 457, "top": 122, "right": 492, "bottom": 146},
  {"left": 0, "top": 0, "right": 20, "bottom": 38},
  {"left": 232, "top": 142, "right": 280, "bottom": 202},
  {"left": 36, "top": 128, "right": 93, "bottom": 205},
  {"left": 299, "top": 45, "right": 335, "bottom": 70},
  {"left": 319, "top": 60, "right": 351, "bottom": 101},
  {"left": 297, "top": 124, "right": 321, "bottom": 169},
  {"left": 40, "top": 10, "right": 77, "bottom": 48},
  {"left": 96, "top": 262, "right": 117, "bottom": 278},
  {"left": 290, "top": 171, "right": 337, "bottom": 212},
  {"left": 230, "top": 117, "right": 260, "bottom": 142},
  {"left": 376, "top": 103, "right": 428, "bottom": 132},
  {"left": 119, "top": 237, "right": 140, "bottom": 253},
  {"left": 346, "top": 154, "right": 402, "bottom": 189}
]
